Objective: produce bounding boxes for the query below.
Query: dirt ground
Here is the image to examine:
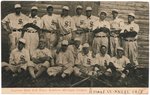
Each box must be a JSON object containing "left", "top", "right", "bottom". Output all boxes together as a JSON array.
[{"left": 2, "top": 67, "right": 148, "bottom": 88}]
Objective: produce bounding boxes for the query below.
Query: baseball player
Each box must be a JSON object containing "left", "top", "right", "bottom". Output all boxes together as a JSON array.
[
  {"left": 47, "top": 40, "right": 74, "bottom": 78},
  {"left": 109, "top": 9, "right": 125, "bottom": 56},
  {"left": 2, "top": 4, "right": 28, "bottom": 51},
  {"left": 23, "top": 6, "right": 42, "bottom": 56},
  {"left": 57, "top": 6, "right": 76, "bottom": 48},
  {"left": 74, "top": 43, "right": 95, "bottom": 76},
  {"left": 2, "top": 38, "right": 30, "bottom": 76},
  {"left": 93, "top": 45, "right": 111, "bottom": 77},
  {"left": 28, "top": 38, "right": 52, "bottom": 79},
  {"left": 106, "top": 47, "right": 130, "bottom": 80},
  {"left": 72, "top": 5, "right": 86, "bottom": 44},
  {"left": 68, "top": 37, "right": 82, "bottom": 61},
  {"left": 41, "top": 5, "right": 59, "bottom": 49},
  {"left": 92, "top": 11, "right": 110, "bottom": 55},
  {"left": 120, "top": 13, "right": 139, "bottom": 65},
  {"left": 83, "top": 7, "right": 99, "bottom": 46}
]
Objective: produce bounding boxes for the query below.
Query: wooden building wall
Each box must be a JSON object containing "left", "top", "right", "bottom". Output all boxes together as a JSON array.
[
  {"left": 99, "top": 2, "right": 149, "bottom": 66},
  {"left": 1, "top": 1, "right": 149, "bottom": 66}
]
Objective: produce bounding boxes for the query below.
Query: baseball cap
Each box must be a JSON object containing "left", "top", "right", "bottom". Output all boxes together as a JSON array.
[
  {"left": 83, "top": 43, "right": 89, "bottom": 48},
  {"left": 14, "top": 4, "right": 21, "bottom": 9},
  {"left": 117, "top": 47, "right": 124, "bottom": 51},
  {"left": 76, "top": 5, "right": 83, "bottom": 9},
  {"left": 47, "top": 4, "right": 53, "bottom": 8},
  {"left": 62, "top": 6, "right": 69, "bottom": 10},
  {"left": 61, "top": 40, "right": 69, "bottom": 45},
  {"left": 128, "top": 13, "right": 135, "bottom": 18},
  {"left": 31, "top": 6, "right": 38, "bottom": 10},
  {"left": 99, "top": 11, "right": 107, "bottom": 16},
  {"left": 86, "top": 7, "right": 92, "bottom": 11},
  {"left": 112, "top": 9, "right": 118, "bottom": 13},
  {"left": 19, "top": 38, "right": 26, "bottom": 44}
]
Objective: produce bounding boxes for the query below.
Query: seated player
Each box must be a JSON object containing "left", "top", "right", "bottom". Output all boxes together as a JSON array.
[
  {"left": 47, "top": 40, "right": 74, "bottom": 78},
  {"left": 28, "top": 38, "right": 52, "bottom": 79},
  {"left": 74, "top": 43, "right": 95, "bottom": 76},
  {"left": 2, "top": 38, "right": 30, "bottom": 77},
  {"left": 94, "top": 45, "right": 111, "bottom": 76},
  {"left": 105, "top": 47, "right": 131, "bottom": 81}
]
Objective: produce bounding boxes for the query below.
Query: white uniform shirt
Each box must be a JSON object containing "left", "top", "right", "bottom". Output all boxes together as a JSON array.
[
  {"left": 75, "top": 51, "right": 94, "bottom": 67},
  {"left": 32, "top": 48, "right": 52, "bottom": 59},
  {"left": 93, "top": 19, "right": 110, "bottom": 36},
  {"left": 72, "top": 15, "right": 86, "bottom": 29},
  {"left": 84, "top": 15, "right": 99, "bottom": 30},
  {"left": 110, "top": 56, "right": 130, "bottom": 71},
  {"left": 110, "top": 17, "right": 124, "bottom": 30},
  {"left": 9, "top": 48, "right": 30, "bottom": 65},
  {"left": 2, "top": 13, "right": 28, "bottom": 30},
  {"left": 27, "top": 15, "right": 42, "bottom": 32},
  {"left": 57, "top": 15, "right": 76, "bottom": 35},
  {"left": 120, "top": 21, "right": 139, "bottom": 39},
  {"left": 56, "top": 49, "right": 74, "bottom": 67},
  {"left": 95, "top": 53, "right": 111, "bottom": 66},
  {"left": 41, "top": 14, "right": 58, "bottom": 31}
]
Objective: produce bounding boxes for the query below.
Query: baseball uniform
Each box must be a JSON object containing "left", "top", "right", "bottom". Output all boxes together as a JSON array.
[{"left": 2, "top": 13, "right": 28, "bottom": 51}]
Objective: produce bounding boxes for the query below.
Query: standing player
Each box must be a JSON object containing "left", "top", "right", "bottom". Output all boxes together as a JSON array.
[
  {"left": 41, "top": 5, "right": 58, "bottom": 49},
  {"left": 72, "top": 5, "right": 86, "bottom": 44},
  {"left": 2, "top": 4, "right": 28, "bottom": 51},
  {"left": 109, "top": 9, "right": 124, "bottom": 56},
  {"left": 83, "top": 7, "right": 99, "bottom": 46},
  {"left": 23, "top": 6, "right": 41, "bottom": 56},
  {"left": 120, "top": 13, "right": 139, "bottom": 65},
  {"left": 57, "top": 6, "right": 76, "bottom": 47},
  {"left": 92, "top": 11, "right": 110, "bottom": 55}
]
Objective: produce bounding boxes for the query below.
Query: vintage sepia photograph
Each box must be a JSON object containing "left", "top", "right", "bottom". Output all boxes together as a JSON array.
[{"left": 1, "top": 1, "right": 149, "bottom": 93}]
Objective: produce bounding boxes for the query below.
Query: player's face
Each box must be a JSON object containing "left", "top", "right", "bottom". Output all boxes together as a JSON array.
[
  {"left": 86, "top": 10, "right": 92, "bottom": 17},
  {"left": 62, "top": 9, "right": 69, "bottom": 16},
  {"left": 18, "top": 42, "right": 25, "bottom": 51},
  {"left": 100, "top": 46, "right": 107, "bottom": 55},
  {"left": 47, "top": 7, "right": 53, "bottom": 15},
  {"left": 76, "top": 8, "right": 82, "bottom": 15},
  {"left": 112, "top": 12, "right": 118, "bottom": 19},
  {"left": 100, "top": 13, "right": 106, "bottom": 21},
  {"left": 61, "top": 45, "right": 68, "bottom": 52},
  {"left": 39, "top": 41, "right": 46, "bottom": 49},
  {"left": 15, "top": 8, "right": 21, "bottom": 15},
  {"left": 128, "top": 15, "right": 134, "bottom": 23},
  {"left": 82, "top": 47, "right": 89, "bottom": 55},
  {"left": 74, "top": 41, "right": 81, "bottom": 48},
  {"left": 117, "top": 50, "right": 124, "bottom": 58},
  {"left": 31, "top": 9, "right": 38, "bottom": 17}
]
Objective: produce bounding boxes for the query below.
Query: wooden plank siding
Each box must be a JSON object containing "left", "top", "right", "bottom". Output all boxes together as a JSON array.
[
  {"left": 99, "top": 2, "right": 149, "bottom": 66},
  {"left": 1, "top": 1, "right": 149, "bottom": 66}
]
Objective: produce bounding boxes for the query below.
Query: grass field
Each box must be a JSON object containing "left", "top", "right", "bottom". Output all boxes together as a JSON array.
[{"left": 2, "top": 67, "right": 148, "bottom": 87}]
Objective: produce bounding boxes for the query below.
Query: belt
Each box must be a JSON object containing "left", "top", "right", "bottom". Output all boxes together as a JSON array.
[
  {"left": 27, "top": 30, "right": 37, "bottom": 33},
  {"left": 12, "top": 29, "right": 21, "bottom": 32},
  {"left": 124, "top": 39, "right": 137, "bottom": 42},
  {"left": 60, "top": 32, "right": 70, "bottom": 36},
  {"left": 110, "top": 35, "right": 119, "bottom": 38},
  {"left": 95, "top": 36, "right": 107, "bottom": 38},
  {"left": 46, "top": 31, "right": 55, "bottom": 34}
]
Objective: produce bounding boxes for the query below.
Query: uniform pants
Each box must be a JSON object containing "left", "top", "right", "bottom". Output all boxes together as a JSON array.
[
  {"left": 92, "top": 37, "right": 108, "bottom": 55},
  {"left": 45, "top": 32, "right": 58, "bottom": 49},
  {"left": 23, "top": 32, "right": 39, "bottom": 55},
  {"left": 2, "top": 62, "right": 27, "bottom": 73},
  {"left": 47, "top": 65, "right": 73, "bottom": 76},
  {"left": 110, "top": 37, "right": 120, "bottom": 57},
  {"left": 83, "top": 32, "right": 94, "bottom": 46},
  {"left": 57, "top": 33, "right": 72, "bottom": 48},
  {"left": 123, "top": 41, "right": 138, "bottom": 65},
  {"left": 75, "top": 33, "right": 85, "bottom": 44},
  {"left": 9, "top": 31, "right": 21, "bottom": 51}
]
